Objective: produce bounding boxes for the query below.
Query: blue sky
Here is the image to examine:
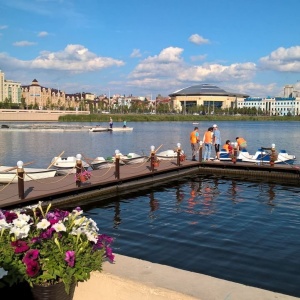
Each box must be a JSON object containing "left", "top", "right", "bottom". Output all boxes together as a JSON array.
[{"left": 0, "top": 0, "right": 300, "bottom": 98}]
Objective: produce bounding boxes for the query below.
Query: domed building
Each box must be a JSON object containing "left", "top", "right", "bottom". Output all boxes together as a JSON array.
[{"left": 169, "top": 84, "right": 249, "bottom": 113}]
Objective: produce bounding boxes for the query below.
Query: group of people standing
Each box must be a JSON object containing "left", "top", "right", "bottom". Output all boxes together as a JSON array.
[{"left": 190, "top": 125, "right": 247, "bottom": 161}]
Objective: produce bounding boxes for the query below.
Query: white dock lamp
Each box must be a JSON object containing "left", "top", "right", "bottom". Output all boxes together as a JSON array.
[
  {"left": 177, "top": 143, "right": 181, "bottom": 150},
  {"left": 76, "top": 154, "right": 82, "bottom": 161},
  {"left": 17, "top": 160, "right": 24, "bottom": 169},
  {"left": 150, "top": 145, "right": 155, "bottom": 153},
  {"left": 115, "top": 149, "right": 120, "bottom": 158}
]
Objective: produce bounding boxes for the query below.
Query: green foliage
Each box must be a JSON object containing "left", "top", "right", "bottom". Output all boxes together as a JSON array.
[{"left": 58, "top": 113, "right": 300, "bottom": 123}]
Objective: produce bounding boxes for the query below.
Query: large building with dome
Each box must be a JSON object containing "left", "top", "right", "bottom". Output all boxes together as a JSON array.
[{"left": 169, "top": 84, "right": 249, "bottom": 112}]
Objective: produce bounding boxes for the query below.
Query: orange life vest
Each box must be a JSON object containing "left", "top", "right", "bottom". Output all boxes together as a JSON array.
[
  {"left": 237, "top": 137, "right": 247, "bottom": 148},
  {"left": 203, "top": 131, "right": 212, "bottom": 143},
  {"left": 190, "top": 130, "right": 198, "bottom": 143},
  {"left": 223, "top": 143, "right": 233, "bottom": 153}
]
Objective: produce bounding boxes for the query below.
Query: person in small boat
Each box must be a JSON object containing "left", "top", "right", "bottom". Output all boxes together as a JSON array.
[
  {"left": 123, "top": 120, "right": 127, "bottom": 128},
  {"left": 109, "top": 117, "right": 113, "bottom": 129},
  {"left": 190, "top": 126, "right": 200, "bottom": 161},
  {"left": 223, "top": 140, "right": 233, "bottom": 153},
  {"left": 236, "top": 137, "right": 247, "bottom": 150},
  {"left": 202, "top": 127, "right": 213, "bottom": 161}
]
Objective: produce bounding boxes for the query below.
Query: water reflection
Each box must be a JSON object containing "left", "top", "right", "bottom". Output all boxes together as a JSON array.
[
  {"left": 268, "top": 184, "right": 276, "bottom": 206},
  {"left": 113, "top": 201, "right": 121, "bottom": 228},
  {"left": 149, "top": 192, "right": 159, "bottom": 219}
]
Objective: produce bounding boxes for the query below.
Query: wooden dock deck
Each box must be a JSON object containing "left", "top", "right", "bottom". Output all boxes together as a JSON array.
[{"left": 0, "top": 160, "right": 299, "bottom": 209}]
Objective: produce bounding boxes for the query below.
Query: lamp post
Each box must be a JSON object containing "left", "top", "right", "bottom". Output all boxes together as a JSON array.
[
  {"left": 270, "top": 143, "right": 276, "bottom": 167},
  {"left": 150, "top": 145, "right": 155, "bottom": 172},
  {"left": 233, "top": 142, "right": 238, "bottom": 164},
  {"left": 176, "top": 143, "right": 181, "bottom": 166},
  {"left": 76, "top": 154, "right": 82, "bottom": 187},
  {"left": 199, "top": 141, "right": 203, "bottom": 162},
  {"left": 115, "top": 149, "right": 120, "bottom": 179},
  {"left": 17, "top": 160, "right": 25, "bottom": 199}
]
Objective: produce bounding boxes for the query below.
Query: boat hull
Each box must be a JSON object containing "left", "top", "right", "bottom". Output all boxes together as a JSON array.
[
  {"left": 120, "top": 153, "right": 147, "bottom": 164},
  {"left": 222, "top": 149, "right": 296, "bottom": 165},
  {"left": 89, "top": 127, "right": 133, "bottom": 132},
  {"left": 0, "top": 167, "right": 57, "bottom": 184},
  {"left": 51, "top": 156, "right": 89, "bottom": 175},
  {"left": 156, "top": 150, "right": 184, "bottom": 160}
]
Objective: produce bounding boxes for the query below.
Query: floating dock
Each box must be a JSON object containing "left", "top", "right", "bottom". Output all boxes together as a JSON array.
[{"left": 0, "top": 160, "right": 299, "bottom": 209}]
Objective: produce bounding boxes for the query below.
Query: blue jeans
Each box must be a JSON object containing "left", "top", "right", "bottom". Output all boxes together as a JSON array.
[{"left": 203, "top": 143, "right": 212, "bottom": 160}]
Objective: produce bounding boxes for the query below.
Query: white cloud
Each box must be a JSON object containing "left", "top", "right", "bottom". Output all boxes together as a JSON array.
[
  {"left": 259, "top": 46, "right": 300, "bottom": 72},
  {"left": 179, "top": 62, "right": 257, "bottom": 82},
  {"left": 130, "top": 49, "right": 142, "bottom": 58},
  {"left": 13, "top": 41, "right": 37, "bottom": 47},
  {"left": 0, "top": 44, "right": 125, "bottom": 74},
  {"left": 31, "top": 44, "right": 125, "bottom": 72},
  {"left": 130, "top": 46, "right": 256, "bottom": 85},
  {"left": 0, "top": 25, "right": 8, "bottom": 30},
  {"left": 38, "top": 31, "right": 49, "bottom": 37},
  {"left": 129, "top": 47, "right": 184, "bottom": 79},
  {"left": 188, "top": 34, "right": 210, "bottom": 45},
  {"left": 226, "top": 82, "right": 279, "bottom": 97}
]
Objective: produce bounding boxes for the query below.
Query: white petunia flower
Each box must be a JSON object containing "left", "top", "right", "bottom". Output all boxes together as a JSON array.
[
  {"left": 10, "top": 224, "right": 31, "bottom": 239},
  {"left": 0, "top": 219, "right": 11, "bottom": 230},
  {"left": 52, "top": 222, "right": 66, "bottom": 232},
  {"left": 37, "top": 218, "right": 51, "bottom": 230}
]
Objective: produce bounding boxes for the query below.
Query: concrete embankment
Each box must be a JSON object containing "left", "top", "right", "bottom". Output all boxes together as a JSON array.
[{"left": 74, "top": 254, "right": 299, "bottom": 300}]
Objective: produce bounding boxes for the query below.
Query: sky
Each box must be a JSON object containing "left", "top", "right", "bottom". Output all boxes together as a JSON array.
[{"left": 0, "top": 0, "right": 300, "bottom": 98}]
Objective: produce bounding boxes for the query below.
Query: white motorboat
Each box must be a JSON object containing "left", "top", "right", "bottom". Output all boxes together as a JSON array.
[
  {"left": 89, "top": 127, "right": 133, "bottom": 132},
  {"left": 90, "top": 157, "right": 115, "bottom": 170},
  {"left": 156, "top": 150, "right": 185, "bottom": 160},
  {"left": 111, "top": 127, "right": 133, "bottom": 132},
  {"left": 120, "top": 153, "right": 147, "bottom": 165},
  {"left": 89, "top": 127, "right": 111, "bottom": 132},
  {"left": 238, "top": 149, "right": 296, "bottom": 165},
  {"left": 50, "top": 156, "right": 90, "bottom": 175},
  {"left": 0, "top": 166, "right": 57, "bottom": 184}
]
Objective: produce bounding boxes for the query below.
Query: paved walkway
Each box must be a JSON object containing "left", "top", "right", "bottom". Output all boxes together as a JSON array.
[{"left": 74, "top": 254, "right": 299, "bottom": 300}]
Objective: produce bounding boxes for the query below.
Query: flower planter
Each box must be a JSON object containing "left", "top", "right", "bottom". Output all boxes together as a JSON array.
[
  {"left": 153, "top": 161, "right": 160, "bottom": 167},
  {"left": 31, "top": 281, "right": 76, "bottom": 300},
  {"left": 80, "top": 175, "right": 86, "bottom": 182}
]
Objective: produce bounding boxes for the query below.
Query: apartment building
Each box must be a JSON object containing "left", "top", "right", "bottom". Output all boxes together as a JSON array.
[{"left": 0, "top": 70, "right": 21, "bottom": 104}]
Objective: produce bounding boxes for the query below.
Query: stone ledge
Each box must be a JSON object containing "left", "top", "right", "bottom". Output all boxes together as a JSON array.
[{"left": 73, "top": 254, "right": 299, "bottom": 300}]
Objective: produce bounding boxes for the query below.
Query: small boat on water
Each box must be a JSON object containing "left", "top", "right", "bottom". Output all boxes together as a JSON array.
[
  {"left": 156, "top": 150, "right": 185, "bottom": 160},
  {"left": 50, "top": 156, "right": 90, "bottom": 175},
  {"left": 219, "top": 148, "right": 296, "bottom": 164},
  {"left": 120, "top": 153, "right": 147, "bottom": 165},
  {"left": 89, "top": 127, "right": 133, "bottom": 132},
  {"left": 0, "top": 166, "right": 57, "bottom": 184},
  {"left": 238, "top": 149, "right": 296, "bottom": 165},
  {"left": 89, "top": 157, "right": 115, "bottom": 170},
  {"left": 112, "top": 127, "right": 133, "bottom": 132},
  {"left": 89, "top": 127, "right": 111, "bottom": 132}
]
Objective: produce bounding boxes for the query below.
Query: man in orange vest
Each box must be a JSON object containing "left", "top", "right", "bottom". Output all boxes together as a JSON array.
[
  {"left": 236, "top": 137, "right": 247, "bottom": 150},
  {"left": 202, "top": 127, "right": 213, "bottom": 161},
  {"left": 190, "top": 127, "right": 199, "bottom": 161}
]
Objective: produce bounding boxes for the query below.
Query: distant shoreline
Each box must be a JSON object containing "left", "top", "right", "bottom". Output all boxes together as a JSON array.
[{"left": 59, "top": 113, "right": 300, "bottom": 123}]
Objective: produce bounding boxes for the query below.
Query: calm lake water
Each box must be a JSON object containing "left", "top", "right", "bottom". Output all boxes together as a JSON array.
[{"left": 1, "top": 121, "right": 300, "bottom": 297}]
